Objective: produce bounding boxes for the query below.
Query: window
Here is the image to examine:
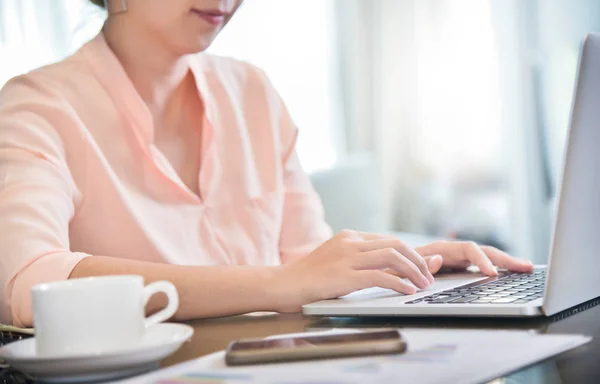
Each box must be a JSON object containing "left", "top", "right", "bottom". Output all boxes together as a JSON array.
[
  {"left": 208, "top": 0, "right": 343, "bottom": 173},
  {"left": 0, "top": 0, "right": 102, "bottom": 86}
]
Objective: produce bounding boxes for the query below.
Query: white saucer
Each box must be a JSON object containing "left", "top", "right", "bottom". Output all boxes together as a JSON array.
[{"left": 0, "top": 323, "right": 193, "bottom": 383}]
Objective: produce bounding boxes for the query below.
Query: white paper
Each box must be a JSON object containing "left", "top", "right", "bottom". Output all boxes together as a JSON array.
[{"left": 117, "top": 329, "right": 591, "bottom": 384}]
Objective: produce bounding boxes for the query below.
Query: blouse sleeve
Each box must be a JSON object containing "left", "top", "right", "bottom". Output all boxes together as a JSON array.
[
  {"left": 261, "top": 75, "right": 333, "bottom": 263},
  {"left": 0, "top": 75, "right": 89, "bottom": 327}
]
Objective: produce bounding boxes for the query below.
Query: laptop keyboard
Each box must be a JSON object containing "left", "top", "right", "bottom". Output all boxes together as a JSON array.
[
  {"left": 0, "top": 331, "right": 30, "bottom": 348},
  {"left": 1, "top": 331, "right": 33, "bottom": 383},
  {"left": 406, "top": 270, "right": 546, "bottom": 305}
]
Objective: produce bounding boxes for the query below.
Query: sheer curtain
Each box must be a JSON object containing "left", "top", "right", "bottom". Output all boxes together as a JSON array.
[
  {"left": 0, "top": 0, "right": 102, "bottom": 87},
  {"left": 208, "top": 0, "right": 344, "bottom": 173},
  {"left": 338, "top": 0, "right": 516, "bottom": 249},
  {"left": 337, "top": 0, "right": 600, "bottom": 261},
  {"left": 491, "top": 0, "right": 600, "bottom": 262},
  {"left": 409, "top": 0, "right": 509, "bottom": 248}
]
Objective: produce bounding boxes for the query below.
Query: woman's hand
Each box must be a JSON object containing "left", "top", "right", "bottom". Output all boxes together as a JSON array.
[
  {"left": 273, "top": 230, "right": 435, "bottom": 312},
  {"left": 272, "top": 232, "right": 535, "bottom": 313},
  {"left": 414, "top": 241, "right": 534, "bottom": 276}
]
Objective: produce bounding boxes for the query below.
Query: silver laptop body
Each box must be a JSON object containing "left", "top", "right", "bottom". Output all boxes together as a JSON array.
[{"left": 304, "top": 33, "right": 600, "bottom": 318}]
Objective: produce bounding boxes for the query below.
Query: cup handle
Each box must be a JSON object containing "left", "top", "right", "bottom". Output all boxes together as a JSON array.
[{"left": 142, "top": 281, "right": 179, "bottom": 328}]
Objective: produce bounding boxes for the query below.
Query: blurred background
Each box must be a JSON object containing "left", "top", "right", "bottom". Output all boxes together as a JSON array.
[{"left": 1, "top": 0, "right": 599, "bottom": 264}]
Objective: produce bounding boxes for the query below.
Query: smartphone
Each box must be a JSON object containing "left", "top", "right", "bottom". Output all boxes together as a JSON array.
[{"left": 224, "top": 329, "right": 407, "bottom": 366}]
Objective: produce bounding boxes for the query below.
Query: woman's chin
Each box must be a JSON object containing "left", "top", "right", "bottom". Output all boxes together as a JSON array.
[
  {"left": 171, "top": 41, "right": 214, "bottom": 55},
  {"left": 179, "top": 35, "right": 220, "bottom": 54}
]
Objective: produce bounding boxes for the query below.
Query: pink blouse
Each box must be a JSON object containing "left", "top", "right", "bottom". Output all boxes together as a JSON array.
[{"left": 0, "top": 33, "right": 332, "bottom": 327}]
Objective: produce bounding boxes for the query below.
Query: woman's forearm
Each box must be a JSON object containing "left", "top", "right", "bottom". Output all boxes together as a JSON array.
[{"left": 69, "top": 256, "right": 284, "bottom": 321}]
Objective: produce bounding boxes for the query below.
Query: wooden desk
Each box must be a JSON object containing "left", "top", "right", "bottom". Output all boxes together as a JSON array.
[{"left": 2, "top": 303, "right": 600, "bottom": 383}]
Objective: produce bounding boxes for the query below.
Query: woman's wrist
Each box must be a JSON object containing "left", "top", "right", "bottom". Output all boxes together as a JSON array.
[{"left": 263, "top": 264, "right": 305, "bottom": 313}]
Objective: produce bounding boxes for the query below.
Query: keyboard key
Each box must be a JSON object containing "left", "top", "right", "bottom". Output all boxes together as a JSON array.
[
  {"left": 407, "top": 297, "right": 438, "bottom": 304},
  {"left": 492, "top": 297, "right": 518, "bottom": 304},
  {"left": 430, "top": 296, "right": 457, "bottom": 303},
  {"left": 410, "top": 270, "right": 547, "bottom": 305},
  {"left": 450, "top": 296, "right": 479, "bottom": 303},
  {"left": 513, "top": 299, "right": 534, "bottom": 304},
  {"left": 488, "top": 293, "right": 511, "bottom": 297},
  {"left": 470, "top": 299, "right": 495, "bottom": 304}
]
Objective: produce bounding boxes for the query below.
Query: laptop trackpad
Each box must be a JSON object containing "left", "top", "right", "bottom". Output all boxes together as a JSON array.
[{"left": 339, "top": 271, "right": 489, "bottom": 303}]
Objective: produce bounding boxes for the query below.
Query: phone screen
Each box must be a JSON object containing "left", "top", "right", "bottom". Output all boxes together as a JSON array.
[{"left": 229, "top": 330, "right": 401, "bottom": 351}]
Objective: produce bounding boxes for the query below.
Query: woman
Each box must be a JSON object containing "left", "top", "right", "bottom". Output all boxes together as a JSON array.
[{"left": 0, "top": 0, "right": 533, "bottom": 327}]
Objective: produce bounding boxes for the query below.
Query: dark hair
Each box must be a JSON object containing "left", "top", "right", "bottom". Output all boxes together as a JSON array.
[{"left": 89, "top": 0, "right": 105, "bottom": 8}]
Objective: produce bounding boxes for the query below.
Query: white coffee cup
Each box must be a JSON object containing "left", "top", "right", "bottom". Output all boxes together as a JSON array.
[{"left": 31, "top": 275, "right": 179, "bottom": 357}]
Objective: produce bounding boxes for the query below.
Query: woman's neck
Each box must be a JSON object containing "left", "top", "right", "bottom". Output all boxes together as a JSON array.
[{"left": 102, "top": 16, "right": 191, "bottom": 121}]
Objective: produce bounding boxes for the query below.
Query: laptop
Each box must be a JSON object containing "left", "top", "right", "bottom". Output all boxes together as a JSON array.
[{"left": 303, "top": 33, "right": 600, "bottom": 318}]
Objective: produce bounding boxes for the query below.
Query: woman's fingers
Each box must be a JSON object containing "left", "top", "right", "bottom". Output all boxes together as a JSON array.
[
  {"left": 416, "top": 241, "right": 534, "bottom": 276},
  {"left": 388, "top": 255, "right": 444, "bottom": 277},
  {"left": 354, "top": 248, "right": 431, "bottom": 290},
  {"left": 353, "top": 231, "right": 395, "bottom": 241},
  {"left": 461, "top": 242, "right": 498, "bottom": 276},
  {"left": 357, "top": 270, "right": 418, "bottom": 295},
  {"left": 357, "top": 238, "right": 434, "bottom": 283},
  {"left": 423, "top": 255, "right": 444, "bottom": 274},
  {"left": 416, "top": 241, "right": 497, "bottom": 275},
  {"left": 481, "top": 246, "right": 534, "bottom": 272}
]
